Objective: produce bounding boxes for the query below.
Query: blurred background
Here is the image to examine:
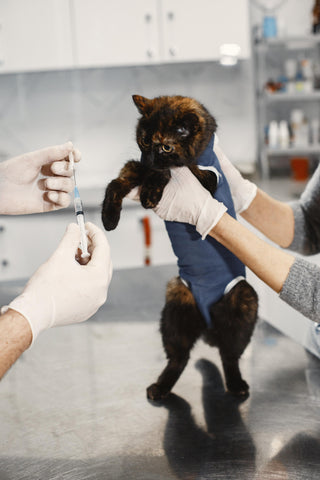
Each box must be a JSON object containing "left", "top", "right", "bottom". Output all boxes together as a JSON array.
[{"left": 0, "top": 0, "right": 319, "bottom": 348}]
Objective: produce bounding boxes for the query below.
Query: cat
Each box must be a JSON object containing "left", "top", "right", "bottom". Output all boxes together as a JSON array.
[{"left": 101, "top": 94, "right": 258, "bottom": 400}]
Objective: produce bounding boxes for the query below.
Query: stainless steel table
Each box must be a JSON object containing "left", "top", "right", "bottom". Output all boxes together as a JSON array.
[{"left": 1, "top": 264, "right": 320, "bottom": 479}]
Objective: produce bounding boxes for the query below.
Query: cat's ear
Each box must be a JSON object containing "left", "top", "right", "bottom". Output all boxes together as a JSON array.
[
  {"left": 132, "top": 95, "right": 153, "bottom": 116},
  {"left": 179, "top": 113, "right": 200, "bottom": 136}
]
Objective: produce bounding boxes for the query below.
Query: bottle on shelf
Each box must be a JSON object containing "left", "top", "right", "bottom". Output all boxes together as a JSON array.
[
  {"left": 298, "top": 58, "right": 314, "bottom": 93},
  {"left": 290, "top": 109, "right": 309, "bottom": 147},
  {"left": 279, "top": 120, "right": 290, "bottom": 149},
  {"left": 311, "top": 118, "right": 320, "bottom": 144},
  {"left": 284, "top": 59, "right": 297, "bottom": 94},
  {"left": 268, "top": 120, "right": 279, "bottom": 148}
]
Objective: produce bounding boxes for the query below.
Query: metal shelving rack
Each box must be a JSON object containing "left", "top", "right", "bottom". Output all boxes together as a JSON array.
[{"left": 254, "top": 34, "right": 320, "bottom": 177}]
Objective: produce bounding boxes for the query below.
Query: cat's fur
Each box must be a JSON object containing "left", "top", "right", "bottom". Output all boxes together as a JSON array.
[{"left": 102, "top": 95, "right": 258, "bottom": 400}]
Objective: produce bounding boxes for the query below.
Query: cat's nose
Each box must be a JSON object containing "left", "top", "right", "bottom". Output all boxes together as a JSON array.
[{"left": 141, "top": 151, "right": 155, "bottom": 167}]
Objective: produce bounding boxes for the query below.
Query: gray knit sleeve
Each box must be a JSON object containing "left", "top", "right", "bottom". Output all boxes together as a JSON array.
[
  {"left": 279, "top": 257, "right": 320, "bottom": 322},
  {"left": 287, "top": 162, "right": 320, "bottom": 255},
  {"left": 280, "top": 164, "right": 320, "bottom": 320}
]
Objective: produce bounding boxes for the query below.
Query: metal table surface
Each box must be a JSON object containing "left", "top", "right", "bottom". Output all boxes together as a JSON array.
[{"left": 1, "top": 264, "right": 320, "bottom": 480}]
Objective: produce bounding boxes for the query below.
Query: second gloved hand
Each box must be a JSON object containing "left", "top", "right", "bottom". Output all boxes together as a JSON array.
[
  {"left": 214, "top": 142, "right": 257, "bottom": 213},
  {"left": 3, "top": 222, "right": 112, "bottom": 344},
  {"left": 153, "top": 167, "right": 227, "bottom": 239}
]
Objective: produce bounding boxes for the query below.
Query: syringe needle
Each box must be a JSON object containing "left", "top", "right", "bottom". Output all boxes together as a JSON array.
[{"left": 68, "top": 151, "right": 75, "bottom": 172}]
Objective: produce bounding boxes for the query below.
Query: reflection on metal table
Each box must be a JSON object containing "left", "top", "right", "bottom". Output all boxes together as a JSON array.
[{"left": 1, "top": 264, "right": 320, "bottom": 479}]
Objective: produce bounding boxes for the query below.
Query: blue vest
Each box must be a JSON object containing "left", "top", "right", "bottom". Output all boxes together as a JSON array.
[{"left": 164, "top": 135, "right": 245, "bottom": 327}]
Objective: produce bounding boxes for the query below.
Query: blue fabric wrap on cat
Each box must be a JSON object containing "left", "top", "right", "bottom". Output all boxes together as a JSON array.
[{"left": 164, "top": 134, "right": 246, "bottom": 327}]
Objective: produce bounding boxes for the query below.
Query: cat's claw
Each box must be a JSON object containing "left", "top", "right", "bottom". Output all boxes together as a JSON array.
[{"left": 101, "top": 207, "right": 121, "bottom": 231}]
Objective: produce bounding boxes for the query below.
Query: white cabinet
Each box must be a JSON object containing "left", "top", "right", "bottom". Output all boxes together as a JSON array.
[
  {"left": 72, "top": 0, "right": 161, "bottom": 67},
  {"left": 72, "top": 0, "right": 251, "bottom": 69},
  {"left": 0, "top": 0, "right": 73, "bottom": 74},
  {"left": 0, "top": 212, "right": 69, "bottom": 281},
  {"left": 90, "top": 206, "right": 175, "bottom": 270},
  {"left": 0, "top": 204, "right": 176, "bottom": 281},
  {"left": 0, "top": 0, "right": 251, "bottom": 73},
  {"left": 160, "top": 0, "right": 251, "bottom": 63}
]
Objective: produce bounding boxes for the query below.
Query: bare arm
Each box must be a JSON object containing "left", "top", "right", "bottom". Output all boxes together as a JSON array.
[
  {"left": 0, "top": 309, "right": 32, "bottom": 380},
  {"left": 240, "top": 189, "right": 295, "bottom": 248},
  {"left": 214, "top": 142, "right": 295, "bottom": 249},
  {"left": 210, "top": 212, "right": 295, "bottom": 293}
]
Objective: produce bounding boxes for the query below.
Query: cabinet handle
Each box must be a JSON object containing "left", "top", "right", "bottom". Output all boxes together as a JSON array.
[
  {"left": 1, "top": 259, "right": 8, "bottom": 267},
  {"left": 166, "top": 11, "right": 177, "bottom": 58},
  {"left": 145, "top": 13, "right": 152, "bottom": 23},
  {"left": 0, "top": 225, "right": 5, "bottom": 233},
  {"left": 145, "top": 12, "right": 156, "bottom": 61},
  {"left": 146, "top": 48, "right": 155, "bottom": 59}
]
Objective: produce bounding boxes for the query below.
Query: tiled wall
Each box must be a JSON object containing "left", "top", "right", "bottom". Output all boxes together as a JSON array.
[{"left": 0, "top": 61, "right": 256, "bottom": 188}]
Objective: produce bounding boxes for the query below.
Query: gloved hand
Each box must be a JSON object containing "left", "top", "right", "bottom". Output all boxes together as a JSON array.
[
  {"left": 1, "top": 222, "right": 112, "bottom": 344},
  {"left": 128, "top": 167, "right": 227, "bottom": 239},
  {"left": 0, "top": 142, "right": 80, "bottom": 215},
  {"left": 214, "top": 143, "right": 257, "bottom": 213}
]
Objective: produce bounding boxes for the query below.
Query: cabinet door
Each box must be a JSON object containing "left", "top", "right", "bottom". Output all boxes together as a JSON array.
[
  {"left": 160, "top": 0, "right": 251, "bottom": 63},
  {"left": 0, "top": 213, "right": 69, "bottom": 281},
  {"left": 0, "top": 0, "right": 73, "bottom": 73},
  {"left": 72, "top": 0, "right": 160, "bottom": 67}
]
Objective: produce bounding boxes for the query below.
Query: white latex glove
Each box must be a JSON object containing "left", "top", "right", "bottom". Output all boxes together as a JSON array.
[
  {"left": 0, "top": 142, "right": 81, "bottom": 215},
  {"left": 214, "top": 142, "right": 257, "bottom": 213},
  {"left": 2, "top": 222, "right": 112, "bottom": 344},
  {"left": 128, "top": 167, "right": 227, "bottom": 239}
]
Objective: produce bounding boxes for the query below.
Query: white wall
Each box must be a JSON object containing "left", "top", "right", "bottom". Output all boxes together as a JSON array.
[
  {"left": 0, "top": 61, "right": 256, "bottom": 187},
  {"left": 0, "top": 1, "right": 314, "bottom": 185}
]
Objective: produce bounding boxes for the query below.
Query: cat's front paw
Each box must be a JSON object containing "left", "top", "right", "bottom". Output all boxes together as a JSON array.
[
  {"left": 140, "top": 188, "right": 163, "bottom": 209},
  {"left": 147, "top": 383, "right": 169, "bottom": 401},
  {"left": 101, "top": 203, "right": 121, "bottom": 231}
]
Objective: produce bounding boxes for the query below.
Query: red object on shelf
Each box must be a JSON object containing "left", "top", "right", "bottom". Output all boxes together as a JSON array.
[
  {"left": 141, "top": 216, "right": 152, "bottom": 266},
  {"left": 290, "top": 157, "right": 309, "bottom": 181}
]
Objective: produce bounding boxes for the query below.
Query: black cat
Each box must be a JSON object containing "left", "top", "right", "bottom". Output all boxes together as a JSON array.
[{"left": 102, "top": 95, "right": 258, "bottom": 400}]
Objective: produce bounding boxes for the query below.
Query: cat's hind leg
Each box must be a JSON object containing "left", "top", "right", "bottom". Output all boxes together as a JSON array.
[
  {"left": 206, "top": 280, "right": 258, "bottom": 397},
  {"left": 147, "top": 277, "right": 205, "bottom": 401}
]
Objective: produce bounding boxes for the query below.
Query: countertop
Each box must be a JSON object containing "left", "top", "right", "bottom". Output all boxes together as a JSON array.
[{"left": 1, "top": 264, "right": 320, "bottom": 479}]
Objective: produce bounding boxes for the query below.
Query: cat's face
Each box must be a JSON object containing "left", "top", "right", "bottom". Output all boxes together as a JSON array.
[{"left": 133, "top": 95, "right": 217, "bottom": 170}]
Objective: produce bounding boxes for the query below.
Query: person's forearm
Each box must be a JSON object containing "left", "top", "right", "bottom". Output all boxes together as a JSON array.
[
  {"left": 240, "top": 189, "right": 295, "bottom": 248},
  {"left": 0, "top": 309, "right": 32, "bottom": 380},
  {"left": 210, "top": 213, "right": 295, "bottom": 293}
]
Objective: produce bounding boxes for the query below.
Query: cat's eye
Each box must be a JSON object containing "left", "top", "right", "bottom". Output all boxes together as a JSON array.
[
  {"left": 141, "top": 138, "right": 150, "bottom": 147},
  {"left": 161, "top": 144, "right": 173, "bottom": 153}
]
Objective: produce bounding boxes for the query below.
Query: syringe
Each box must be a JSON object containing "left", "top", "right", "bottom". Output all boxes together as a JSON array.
[{"left": 69, "top": 152, "right": 90, "bottom": 258}]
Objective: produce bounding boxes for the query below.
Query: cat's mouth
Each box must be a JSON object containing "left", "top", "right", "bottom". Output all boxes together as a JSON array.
[{"left": 141, "top": 151, "right": 189, "bottom": 170}]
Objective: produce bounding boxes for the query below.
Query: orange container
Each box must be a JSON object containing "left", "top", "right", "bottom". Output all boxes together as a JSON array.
[{"left": 290, "top": 157, "right": 309, "bottom": 181}]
